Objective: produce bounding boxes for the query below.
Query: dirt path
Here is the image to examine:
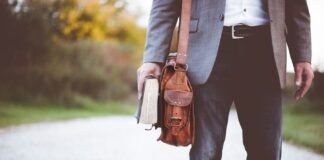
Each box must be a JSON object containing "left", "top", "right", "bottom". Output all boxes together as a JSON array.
[{"left": 0, "top": 111, "right": 323, "bottom": 160}]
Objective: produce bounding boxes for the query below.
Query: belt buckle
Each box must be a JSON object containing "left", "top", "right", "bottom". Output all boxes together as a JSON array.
[{"left": 232, "top": 24, "right": 244, "bottom": 39}]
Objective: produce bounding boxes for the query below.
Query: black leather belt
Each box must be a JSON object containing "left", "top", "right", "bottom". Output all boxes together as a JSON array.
[{"left": 223, "top": 24, "right": 269, "bottom": 39}]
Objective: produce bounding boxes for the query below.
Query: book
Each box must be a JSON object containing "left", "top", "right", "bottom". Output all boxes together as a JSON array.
[{"left": 135, "top": 76, "right": 159, "bottom": 124}]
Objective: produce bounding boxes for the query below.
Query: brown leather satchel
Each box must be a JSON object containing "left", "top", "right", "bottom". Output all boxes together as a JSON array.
[{"left": 156, "top": 0, "right": 195, "bottom": 146}]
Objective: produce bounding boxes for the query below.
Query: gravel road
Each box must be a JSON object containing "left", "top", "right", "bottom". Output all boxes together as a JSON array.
[{"left": 0, "top": 111, "right": 323, "bottom": 160}]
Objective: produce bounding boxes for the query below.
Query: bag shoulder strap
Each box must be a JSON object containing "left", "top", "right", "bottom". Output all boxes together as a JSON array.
[{"left": 176, "top": 0, "right": 192, "bottom": 66}]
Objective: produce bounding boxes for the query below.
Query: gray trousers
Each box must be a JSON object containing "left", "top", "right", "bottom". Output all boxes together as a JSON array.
[{"left": 189, "top": 26, "right": 282, "bottom": 160}]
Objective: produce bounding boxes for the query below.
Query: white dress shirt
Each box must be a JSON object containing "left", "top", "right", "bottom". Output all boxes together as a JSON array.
[{"left": 224, "top": 0, "right": 270, "bottom": 26}]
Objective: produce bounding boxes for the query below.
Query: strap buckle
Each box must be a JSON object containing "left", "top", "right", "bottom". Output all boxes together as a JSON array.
[
  {"left": 174, "top": 64, "right": 188, "bottom": 71},
  {"left": 232, "top": 24, "right": 244, "bottom": 39}
]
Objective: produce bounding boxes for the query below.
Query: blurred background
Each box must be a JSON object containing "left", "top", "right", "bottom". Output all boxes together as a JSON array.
[{"left": 0, "top": 0, "right": 323, "bottom": 156}]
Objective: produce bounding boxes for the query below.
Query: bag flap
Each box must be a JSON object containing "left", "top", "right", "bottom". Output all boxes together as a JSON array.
[{"left": 164, "top": 90, "right": 193, "bottom": 106}]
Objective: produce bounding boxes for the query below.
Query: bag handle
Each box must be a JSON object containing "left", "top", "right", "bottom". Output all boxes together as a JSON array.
[{"left": 176, "top": 0, "right": 192, "bottom": 66}]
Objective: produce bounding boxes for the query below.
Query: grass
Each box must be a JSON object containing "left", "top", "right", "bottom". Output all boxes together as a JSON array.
[
  {"left": 0, "top": 99, "right": 136, "bottom": 128},
  {"left": 282, "top": 99, "right": 324, "bottom": 154}
]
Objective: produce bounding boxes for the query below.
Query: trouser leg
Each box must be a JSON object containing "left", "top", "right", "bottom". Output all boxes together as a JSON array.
[
  {"left": 234, "top": 88, "right": 282, "bottom": 160},
  {"left": 189, "top": 35, "right": 234, "bottom": 160},
  {"left": 233, "top": 27, "right": 282, "bottom": 160},
  {"left": 189, "top": 75, "right": 233, "bottom": 160},
  {"left": 189, "top": 25, "right": 282, "bottom": 160}
]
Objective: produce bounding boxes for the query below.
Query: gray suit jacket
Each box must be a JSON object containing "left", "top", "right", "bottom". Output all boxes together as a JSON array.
[{"left": 143, "top": 0, "right": 312, "bottom": 88}]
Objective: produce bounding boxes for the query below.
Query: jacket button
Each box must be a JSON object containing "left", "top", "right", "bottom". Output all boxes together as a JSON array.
[{"left": 220, "top": 14, "right": 224, "bottom": 21}]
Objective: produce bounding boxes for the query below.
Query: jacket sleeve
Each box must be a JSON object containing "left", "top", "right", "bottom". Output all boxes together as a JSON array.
[
  {"left": 285, "top": 0, "right": 312, "bottom": 64},
  {"left": 142, "top": 0, "right": 181, "bottom": 64}
]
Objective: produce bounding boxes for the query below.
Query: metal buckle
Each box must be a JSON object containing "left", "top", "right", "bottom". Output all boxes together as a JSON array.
[
  {"left": 174, "top": 64, "right": 188, "bottom": 71},
  {"left": 232, "top": 25, "right": 244, "bottom": 39}
]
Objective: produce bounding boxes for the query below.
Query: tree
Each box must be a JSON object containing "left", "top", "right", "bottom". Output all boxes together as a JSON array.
[{"left": 0, "top": 0, "right": 145, "bottom": 102}]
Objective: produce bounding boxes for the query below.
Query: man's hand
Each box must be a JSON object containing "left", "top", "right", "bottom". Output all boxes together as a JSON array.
[
  {"left": 294, "top": 62, "right": 314, "bottom": 100},
  {"left": 137, "top": 62, "right": 162, "bottom": 99}
]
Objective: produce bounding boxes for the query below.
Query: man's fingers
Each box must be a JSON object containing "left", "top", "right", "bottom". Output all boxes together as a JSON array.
[
  {"left": 300, "top": 82, "right": 310, "bottom": 98},
  {"left": 137, "top": 68, "right": 145, "bottom": 100},
  {"left": 154, "top": 68, "right": 161, "bottom": 78},
  {"left": 295, "top": 79, "right": 310, "bottom": 100},
  {"left": 137, "top": 68, "right": 158, "bottom": 99},
  {"left": 295, "top": 67, "right": 303, "bottom": 87},
  {"left": 294, "top": 89, "right": 302, "bottom": 100},
  {"left": 137, "top": 63, "right": 162, "bottom": 100},
  {"left": 293, "top": 62, "right": 313, "bottom": 100},
  {"left": 294, "top": 70, "right": 314, "bottom": 100},
  {"left": 300, "top": 72, "right": 314, "bottom": 98},
  {"left": 294, "top": 67, "right": 303, "bottom": 100}
]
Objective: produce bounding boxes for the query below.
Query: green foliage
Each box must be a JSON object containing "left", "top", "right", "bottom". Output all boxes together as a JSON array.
[
  {"left": 0, "top": 0, "right": 144, "bottom": 104},
  {"left": 282, "top": 71, "right": 324, "bottom": 153},
  {"left": 283, "top": 107, "right": 324, "bottom": 154},
  {"left": 43, "top": 40, "right": 137, "bottom": 102},
  {"left": 0, "top": 100, "right": 135, "bottom": 128},
  {"left": 54, "top": 0, "right": 120, "bottom": 41},
  {"left": 0, "top": 40, "right": 137, "bottom": 104},
  {"left": 50, "top": 0, "right": 146, "bottom": 47}
]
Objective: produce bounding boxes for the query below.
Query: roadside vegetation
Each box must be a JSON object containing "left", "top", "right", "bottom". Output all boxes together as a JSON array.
[
  {"left": 283, "top": 100, "right": 324, "bottom": 154},
  {"left": 0, "top": 0, "right": 143, "bottom": 105},
  {"left": 0, "top": 99, "right": 136, "bottom": 128},
  {"left": 282, "top": 72, "right": 324, "bottom": 154},
  {"left": 0, "top": 0, "right": 139, "bottom": 128}
]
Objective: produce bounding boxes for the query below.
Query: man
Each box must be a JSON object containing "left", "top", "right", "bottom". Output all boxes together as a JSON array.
[{"left": 137, "top": 0, "right": 314, "bottom": 159}]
